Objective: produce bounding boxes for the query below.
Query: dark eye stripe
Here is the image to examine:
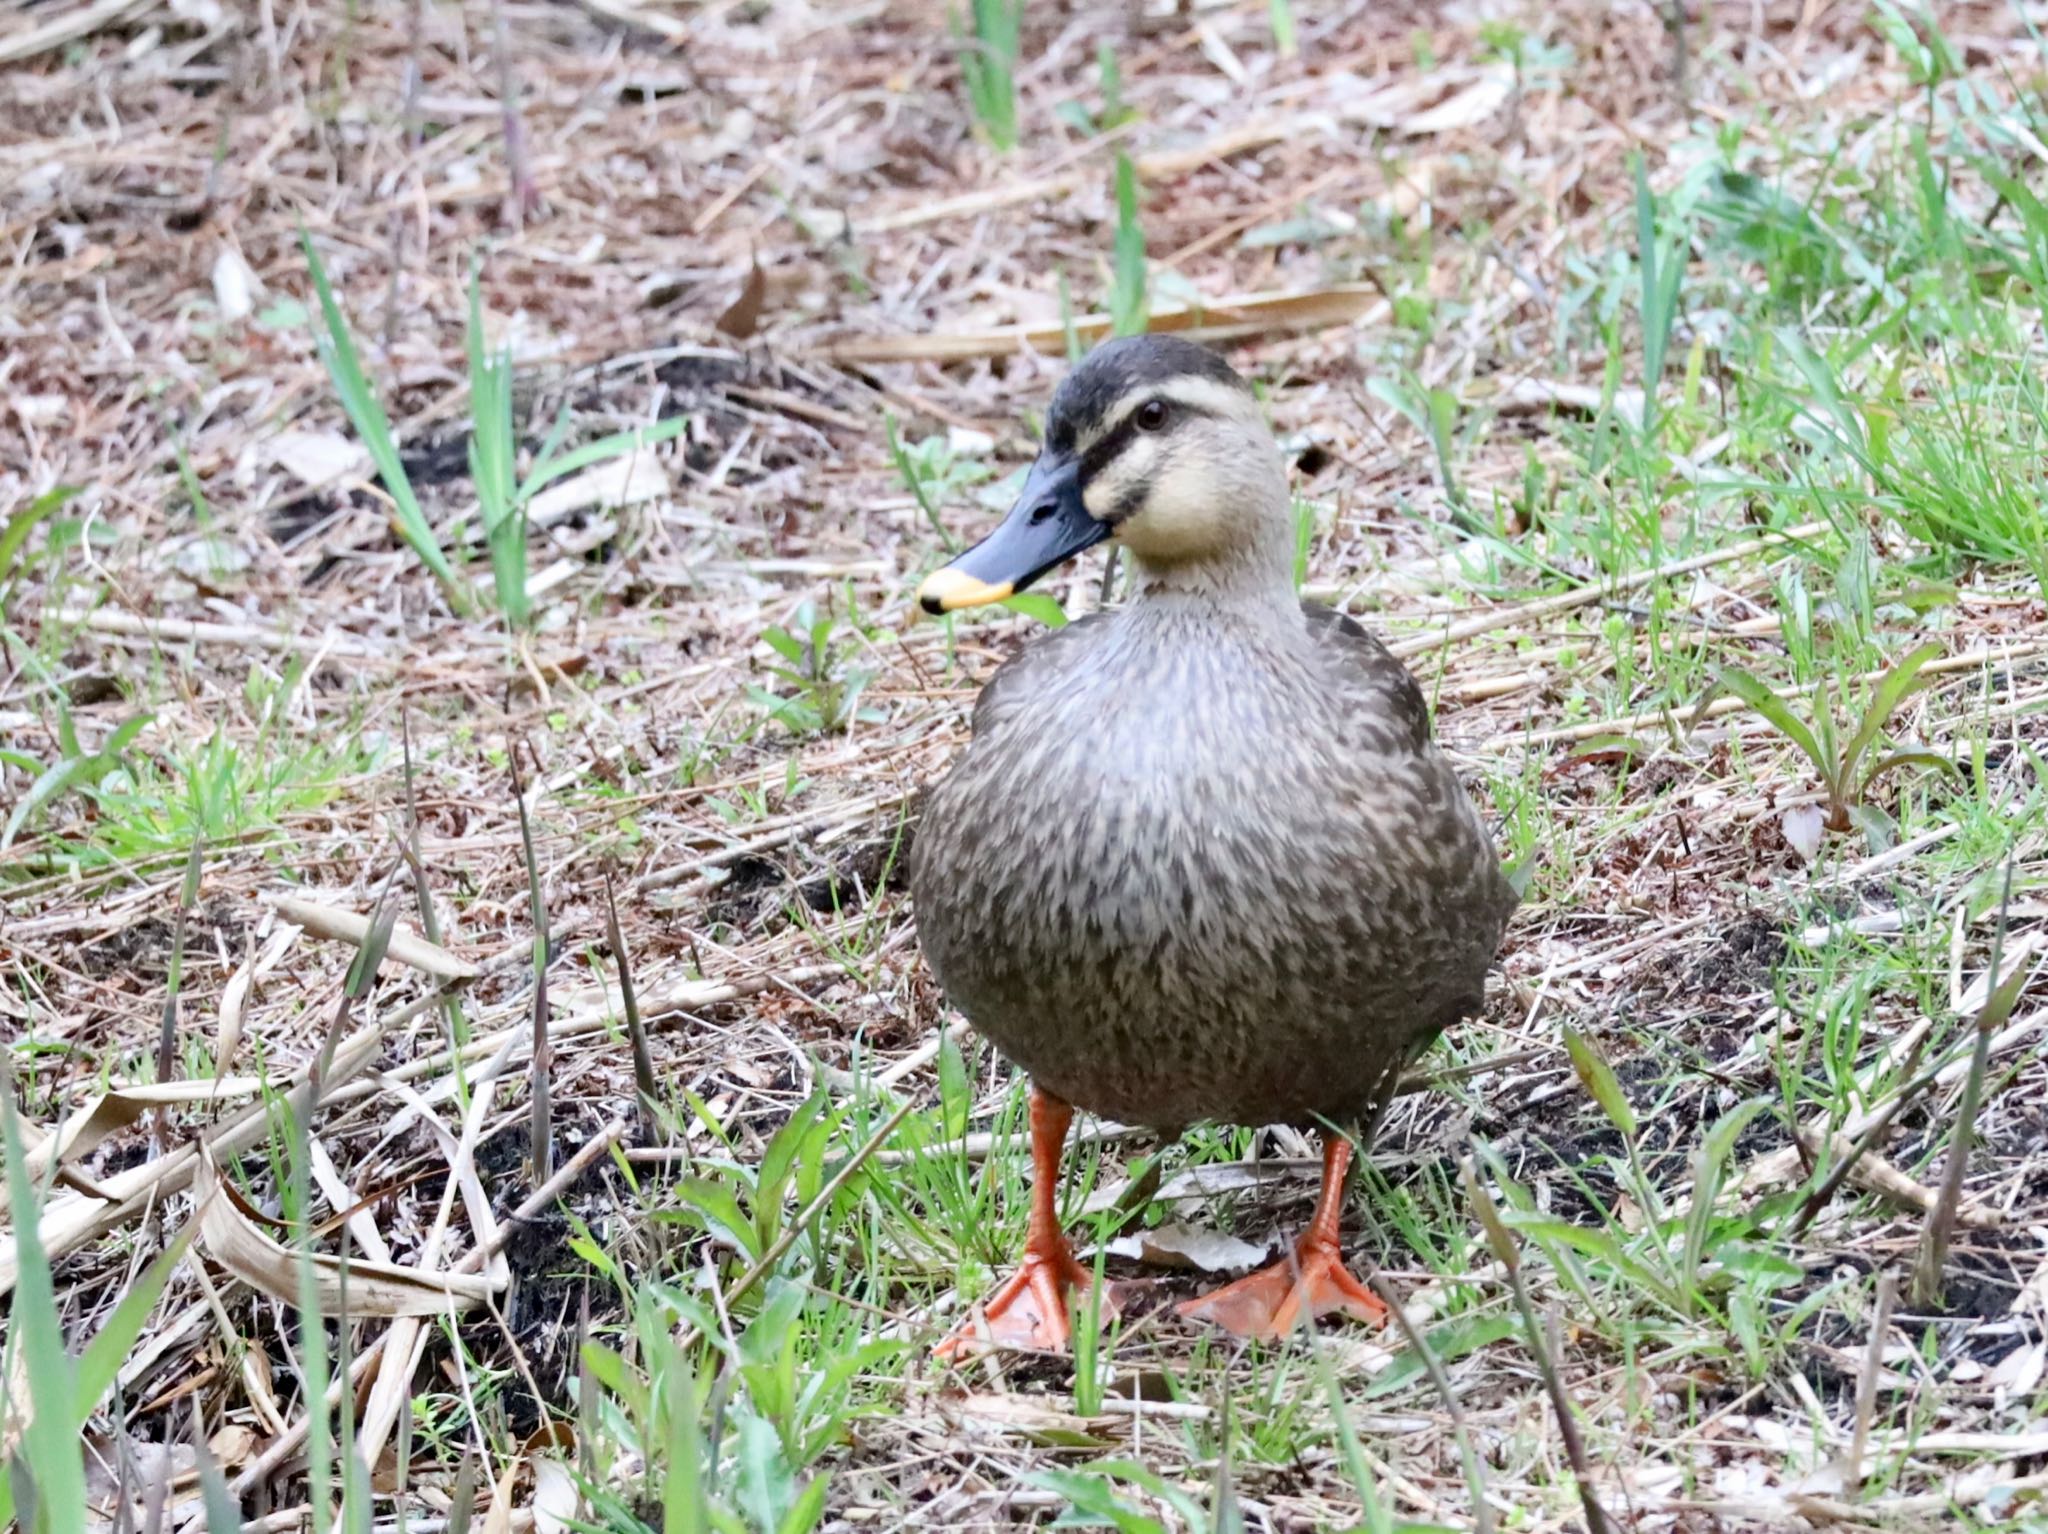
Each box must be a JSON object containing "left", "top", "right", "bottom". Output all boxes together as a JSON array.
[{"left": 1077, "top": 399, "right": 1212, "bottom": 483}]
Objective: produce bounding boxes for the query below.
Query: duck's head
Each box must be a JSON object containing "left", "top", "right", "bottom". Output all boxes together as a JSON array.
[{"left": 917, "top": 336, "right": 1289, "bottom": 615}]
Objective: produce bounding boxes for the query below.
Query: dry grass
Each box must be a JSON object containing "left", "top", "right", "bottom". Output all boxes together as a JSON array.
[{"left": 5, "top": 1, "right": 2048, "bottom": 1530}]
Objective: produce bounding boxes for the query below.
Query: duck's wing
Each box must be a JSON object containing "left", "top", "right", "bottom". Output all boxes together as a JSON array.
[
  {"left": 1303, "top": 597, "right": 1520, "bottom": 992},
  {"left": 1300, "top": 601, "right": 1433, "bottom": 755},
  {"left": 968, "top": 612, "right": 1114, "bottom": 737}
]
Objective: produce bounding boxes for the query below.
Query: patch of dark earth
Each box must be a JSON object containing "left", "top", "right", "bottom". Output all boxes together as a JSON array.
[
  {"left": 795, "top": 834, "right": 909, "bottom": 915},
  {"left": 397, "top": 431, "right": 472, "bottom": 489},
  {"left": 78, "top": 899, "right": 245, "bottom": 980},
  {"left": 699, "top": 833, "right": 905, "bottom": 930},
  {"left": 1685, "top": 910, "right": 1788, "bottom": 993},
  {"left": 703, "top": 850, "right": 793, "bottom": 929}
]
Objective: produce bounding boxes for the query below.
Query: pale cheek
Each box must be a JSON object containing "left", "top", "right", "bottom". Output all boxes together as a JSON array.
[{"left": 1120, "top": 461, "right": 1230, "bottom": 561}]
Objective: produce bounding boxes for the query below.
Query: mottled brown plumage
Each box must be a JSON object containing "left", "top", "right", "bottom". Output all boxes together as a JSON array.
[
  {"left": 910, "top": 336, "right": 1516, "bottom": 1351},
  {"left": 915, "top": 596, "right": 1510, "bottom": 1130}
]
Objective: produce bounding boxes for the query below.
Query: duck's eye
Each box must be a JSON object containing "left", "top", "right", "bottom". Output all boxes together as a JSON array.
[{"left": 1135, "top": 399, "right": 1169, "bottom": 432}]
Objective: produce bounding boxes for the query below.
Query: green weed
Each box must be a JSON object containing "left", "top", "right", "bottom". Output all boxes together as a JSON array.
[
  {"left": 465, "top": 269, "right": 684, "bottom": 629},
  {"left": 1, "top": 1085, "right": 200, "bottom": 1534},
  {"left": 955, "top": 0, "right": 1022, "bottom": 151},
  {"left": 1710, "top": 640, "right": 1955, "bottom": 847},
  {"left": 302, "top": 229, "right": 467, "bottom": 610},
  {"left": 746, "top": 600, "right": 882, "bottom": 736},
  {"left": 304, "top": 239, "right": 682, "bottom": 627},
  {"left": 1, "top": 706, "right": 150, "bottom": 853},
  {"left": 0, "top": 486, "right": 78, "bottom": 618},
  {"left": 1110, "top": 152, "right": 1149, "bottom": 338}
]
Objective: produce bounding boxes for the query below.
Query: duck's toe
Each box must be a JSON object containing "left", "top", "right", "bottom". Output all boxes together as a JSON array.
[
  {"left": 1178, "top": 1236, "right": 1386, "bottom": 1339},
  {"left": 935, "top": 1244, "right": 1120, "bottom": 1359}
]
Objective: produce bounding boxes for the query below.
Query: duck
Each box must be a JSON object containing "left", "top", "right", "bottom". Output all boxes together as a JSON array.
[{"left": 909, "top": 335, "right": 1517, "bottom": 1354}]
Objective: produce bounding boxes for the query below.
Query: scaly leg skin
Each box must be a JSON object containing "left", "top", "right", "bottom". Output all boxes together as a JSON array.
[
  {"left": 1178, "top": 1135, "right": 1388, "bottom": 1339},
  {"left": 935, "top": 1087, "right": 1120, "bottom": 1358}
]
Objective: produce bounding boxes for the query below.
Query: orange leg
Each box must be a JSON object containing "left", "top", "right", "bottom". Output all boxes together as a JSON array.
[
  {"left": 1178, "top": 1135, "right": 1388, "bottom": 1339},
  {"left": 935, "top": 1087, "right": 1117, "bottom": 1358}
]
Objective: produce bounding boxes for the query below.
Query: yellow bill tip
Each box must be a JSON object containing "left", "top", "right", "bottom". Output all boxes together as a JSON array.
[{"left": 917, "top": 567, "right": 1015, "bottom": 615}]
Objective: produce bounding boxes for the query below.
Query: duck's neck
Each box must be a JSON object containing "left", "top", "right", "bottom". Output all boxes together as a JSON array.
[{"left": 1125, "top": 538, "right": 1298, "bottom": 625}]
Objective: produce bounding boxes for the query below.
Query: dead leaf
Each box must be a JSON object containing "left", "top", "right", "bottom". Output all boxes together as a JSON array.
[
  {"left": 1955, "top": 932, "right": 2046, "bottom": 1015},
  {"left": 817, "top": 285, "right": 1384, "bottom": 366},
  {"left": 271, "top": 895, "right": 478, "bottom": 981},
  {"left": 480, "top": 1452, "right": 521, "bottom": 1534},
  {"left": 526, "top": 453, "right": 671, "bottom": 530},
  {"left": 532, "top": 1457, "right": 579, "bottom": 1534},
  {"left": 938, "top": 1391, "right": 1121, "bottom": 1447},
  {"left": 211, "top": 245, "right": 258, "bottom": 321},
  {"left": 1098, "top": 1222, "right": 1273, "bottom": 1273},
  {"left": 716, "top": 257, "right": 768, "bottom": 339},
  {"left": 215, "top": 939, "right": 256, "bottom": 1079},
  {"left": 2, "top": 1080, "right": 268, "bottom": 1214},
  {"left": 1400, "top": 65, "right": 1513, "bottom": 134},
  {"left": 208, "top": 1424, "right": 257, "bottom": 1469},
  {"left": 169, "top": 532, "right": 253, "bottom": 585},
  {"left": 193, "top": 1149, "right": 501, "bottom": 1315},
  {"left": 266, "top": 429, "right": 366, "bottom": 488},
  {"left": 1782, "top": 804, "right": 1826, "bottom": 863},
  {"left": 1987, "top": 1341, "right": 2046, "bottom": 1396},
  {"left": 1469, "top": 375, "right": 1647, "bottom": 429}
]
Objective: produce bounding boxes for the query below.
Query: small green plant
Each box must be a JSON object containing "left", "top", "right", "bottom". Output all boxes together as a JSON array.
[
  {"left": 1633, "top": 155, "right": 1686, "bottom": 441},
  {"left": 1056, "top": 270, "right": 1086, "bottom": 361},
  {"left": 1268, "top": 0, "right": 1297, "bottom": 57},
  {"left": 956, "top": 0, "right": 1022, "bottom": 151},
  {"left": 577, "top": 1281, "right": 861, "bottom": 1534},
  {"left": 1109, "top": 152, "right": 1149, "bottom": 338},
  {"left": 1291, "top": 499, "right": 1319, "bottom": 591},
  {"left": 1056, "top": 44, "right": 1136, "bottom": 135},
  {"left": 885, "top": 415, "right": 987, "bottom": 552},
  {"left": 891, "top": 420, "right": 1069, "bottom": 626},
  {"left": 302, "top": 228, "right": 468, "bottom": 611},
  {"left": 1709, "top": 640, "right": 1955, "bottom": 849},
  {"left": 1368, "top": 373, "right": 1467, "bottom": 523},
  {"left": 746, "top": 601, "right": 883, "bottom": 736},
  {"left": 304, "top": 237, "right": 682, "bottom": 627},
  {"left": 173, "top": 431, "right": 214, "bottom": 526},
  {"left": 0, "top": 707, "right": 151, "bottom": 852},
  {"left": 1, "top": 1086, "right": 196, "bottom": 1534},
  {"left": 1035, "top": 1459, "right": 1239, "bottom": 1534},
  {"left": 0, "top": 485, "right": 80, "bottom": 617},
  {"left": 465, "top": 268, "right": 684, "bottom": 630},
  {"left": 1462, "top": 1149, "right": 1616, "bottom": 1534}
]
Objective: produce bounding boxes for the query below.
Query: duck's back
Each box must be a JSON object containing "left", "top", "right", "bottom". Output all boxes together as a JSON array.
[{"left": 911, "top": 601, "right": 1515, "bottom": 1131}]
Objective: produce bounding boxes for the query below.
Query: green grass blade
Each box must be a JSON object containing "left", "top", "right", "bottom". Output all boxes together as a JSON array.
[
  {"left": 1680, "top": 1098, "right": 1769, "bottom": 1299},
  {"left": 1861, "top": 747, "right": 1957, "bottom": 792},
  {"left": 515, "top": 417, "right": 686, "bottom": 503},
  {"left": 1268, "top": 0, "right": 1296, "bottom": 56},
  {"left": 467, "top": 268, "right": 527, "bottom": 628},
  {"left": 75, "top": 1223, "right": 196, "bottom": 1411},
  {"left": 1110, "top": 152, "right": 1148, "bottom": 338},
  {"left": 2, "top": 1083, "right": 87, "bottom": 1533},
  {"left": 1562, "top": 1027, "right": 1637, "bottom": 1138},
  {"left": 997, "top": 592, "right": 1068, "bottom": 627},
  {"left": 300, "top": 229, "right": 468, "bottom": 609},
  {"left": 2, "top": 755, "right": 96, "bottom": 853},
  {"left": 1840, "top": 640, "right": 1944, "bottom": 789},
  {"left": 0, "top": 485, "right": 78, "bottom": 614},
  {"left": 1712, "top": 667, "right": 1827, "bottom": 778}
]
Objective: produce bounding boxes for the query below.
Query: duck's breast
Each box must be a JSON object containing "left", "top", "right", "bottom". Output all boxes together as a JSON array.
[{"left": 913, "top": 622, "right": 1504, "bottom": 1129}]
